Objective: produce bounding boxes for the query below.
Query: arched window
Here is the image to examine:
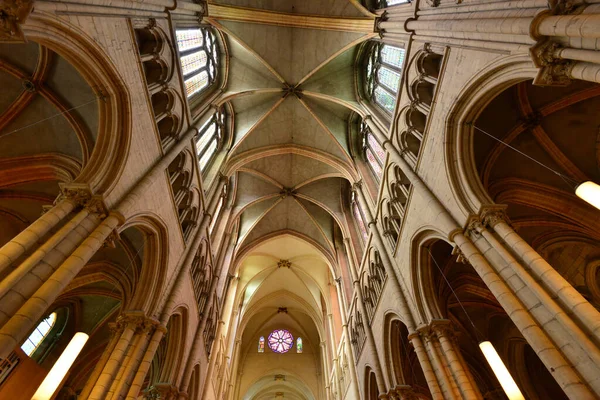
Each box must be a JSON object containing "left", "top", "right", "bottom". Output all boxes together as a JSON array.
[
  {"left": 365, "top": 43, "right": 406, "bottom": 113},
  {"left": 296, "top": 337, "right": 303, "bottom": 353},
  {"left": 376, "top": 0, "right": 410, "bottom": 7},
  {"left": 209, "top": 183, "right": 228, "bottom": 234},
  {"left": 258, "top": 336, "right": 265, "bottom": 353},
  {"left": 196, "top": 108, "right": 225, "bottom": 171},
  {"left": 351, "top": 191, "right": 368, "bottom": 242},
  {"left": 361, "top": 120, "right": 385, "bottom": 180},
  {"left": 176, "top": 27, "right": 219, "bottom": 98},
  {"left": 21, "top": 312, "right": 56, "bottom": 356},
  {"left": 268, "top": 329, "right": 294, "bottom": 353}
]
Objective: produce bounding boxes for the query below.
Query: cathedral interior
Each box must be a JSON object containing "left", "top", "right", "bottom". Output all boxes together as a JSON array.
[{"left": 0, "top": 0, "right": 600, "bottom": 399}]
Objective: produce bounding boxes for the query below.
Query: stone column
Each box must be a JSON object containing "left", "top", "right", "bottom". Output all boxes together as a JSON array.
[
  {"left": 87, "top": 314, "right": 139, "bottom": 400},
  {"left": 110, "top": 316, "right": 159, "bottom": 399},
  {"left": 125, "top": 322, "right": 167, "bottom": 399},
  {"left": 430, "top": 320, "right": 482, "bottom": 400},
  {"left": 79, "top": 321, "right": 124, "bottom": 399},
  {"left": 340, "top": 237, "right": 388, "bottom": 395},
  {"left": 0, "top": 213, "right": 121, "bottom": 359},
  {"left": 321, "top": 341, "right": 333, "bottom": 400},
  {"left": 226, "top": 338, "right": 241, "bottom": 400},
  {"left": 406, "top": 331, "right": 443, "bottom": 400},
  {"left": 334, "top": 278, "right": 361, "bottom": 400},
  {"left": 487, "top": 213, "right": 600, "bottom": 344},
  {"left": 0, "top": 196, "right": 76, "bottom": 275},
  {"left": 453, "top": 232, "right": 597, "bottom": 400},
  {"left": 395, "top": 384, "right": 419, "bottom": 400},
  {"left": 417, "top": 325, "right": 460, "bottom": 400}
]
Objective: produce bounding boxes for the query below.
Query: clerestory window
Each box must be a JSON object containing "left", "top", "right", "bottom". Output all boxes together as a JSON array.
[
  {"left": 196, "top": 108, "right": 225, "bottom": 172},
  {"left": 361, "top": 120, "right": 385, "bottom": 181},
  {"left": 364, "top": 43, "right": 406, "bottom": 114},
  {"left": 176, "top": 28, "right": 219, "bottom": 98},
  {"left": 21, "top": 312, "right": 56, "bottom": 357}
]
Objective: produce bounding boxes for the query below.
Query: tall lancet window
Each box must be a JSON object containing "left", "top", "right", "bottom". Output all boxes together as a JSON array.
[
  {"left": 361, "top": 120, "right": 385, "bottom": 181},
  {"left": 365, "top": 43, "right": 406, "bottom": 113},
  {"left": 176, "top": 27, "right": 219, "bottom": 98},
  {"left": 21, "top": 312, "right": 56, "bottom": 356},
  {"left": 258, "top": 336, "right": 265, "bottom": 353},
  {"left": 351, "top": 191, "right": 368, "bottom": 242},
  {"left": 376, "top": 0, "right": 410, "bottom": 8},
  {"left": 196, "top": 108, "right": 225, "bottom": 172},
  {"left": 296, "top": 337, "right": 303, "bottom": 353}
]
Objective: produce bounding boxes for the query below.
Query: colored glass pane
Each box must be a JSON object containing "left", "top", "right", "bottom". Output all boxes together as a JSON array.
[
  {"left": 353, "top": 202, "right": 368, "bottom": 242},
  {"left": 21, "top": 312, "right": 56, "bottom": 356},
  {"left": 297, "top": 338, "right": 303, "bottom": 353},
  {"left": 381, "top": 45, "right": 405, "bottom": 69},
  {"left": 378, "top": 67, "right": 401, "bottom": 93},
  {"left": 180, "top": 50, "right": 207, "bottom": 76},
  {"left": 258, "top": 336, "right": 265, "bottom": 353},
  {"left": 185, "top": 70, "right": 209, "bottom": 97},
  {"left": 386, "top": 0, "right": 410, "bottom": 5},
  {"left": 268, "top": 329, "right": 294, "bottom": 353},
  {"left": 176, "top": 29, "right": 203, "bottom": 52},
  {"left": 200, "top": 138, "right": 217, "bottom": 171},
  {"left": 374, "top": 86, "right": 396, "bottom": 112},
  {"left": 366, "top": 148, "right": 383, "bottom": 179},
  {"left": 367, "top": 133, "right": 385, "bottom": 164},
  {"left": 196, "top": 122, "right": 216, "bottom": 156}
]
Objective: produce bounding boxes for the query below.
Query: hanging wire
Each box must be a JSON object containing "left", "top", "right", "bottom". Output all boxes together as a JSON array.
[
  {"left": 426, "top": 247, "right": 485, "bottom": 343},
  {"left": 0, "top": 97, "right": 98, "bottom": 138},
  {"left": 471, "top": 124, "right": 580, "bottom": 189}
]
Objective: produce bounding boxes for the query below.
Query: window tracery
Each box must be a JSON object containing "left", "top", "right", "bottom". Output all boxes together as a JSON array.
[
  {"left": 268, "top": 329, "right": 294, "bottom": 353},
  {"left": 196, "top": 108, "right": 225, "bottom": 172},
  {"left": 364, "top": 43, "right": 406, "bottom": 114},
  {"left": 361, "top": 121, "right": 385, "bottom": 181},
  {"left": 21, "top": 312, "right": 56, "bottom": 356},
  {"left": 351, "top": 191, "right": 368, "bottom": 243},
  {"left": 176, "top": 28, "right": 219, "bottom": 98}
]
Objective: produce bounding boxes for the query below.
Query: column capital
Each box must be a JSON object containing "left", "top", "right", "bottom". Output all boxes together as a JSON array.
[
  {"left": 464, "top": 215, "right": 484, "bottom": 240},
  {"left": 479, "top": 204, "right": 509, "bottom": 229},
  {"left": 530, "top": 39, "right": 574, "bottom": 86},
  {"left": 395, "top": 384, "right": 419, "bottom": 400},
  {"left": 59, "top": 182, "right": 93, "bottom": 207},
  {"left": 117, "top": 311, "right": 162, "bottom": 333},
  {"left": 429, "top": 319, "right": 455, "bottom": 338},
  {"left": 0, "top": 0, "right": 33, "bottom": 43}
]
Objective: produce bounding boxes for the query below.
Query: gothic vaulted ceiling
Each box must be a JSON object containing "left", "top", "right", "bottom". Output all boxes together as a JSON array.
[{"left": 207, "top": 0, "right": 375, "bottom": 397}]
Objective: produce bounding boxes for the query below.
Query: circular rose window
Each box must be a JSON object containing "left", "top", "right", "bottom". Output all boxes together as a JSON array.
[{"left": 267, "top": 329, "right": 294, "bottom": 353}]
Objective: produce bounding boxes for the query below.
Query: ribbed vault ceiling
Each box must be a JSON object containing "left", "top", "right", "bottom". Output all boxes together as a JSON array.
[{"left": 211, "top": 1, "right": 374, "bottom": 397}]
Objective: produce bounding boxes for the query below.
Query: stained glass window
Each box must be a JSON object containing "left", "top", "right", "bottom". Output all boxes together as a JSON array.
[
  {"left": 196, "top": 108, "right": 225, "bottom": 172},
  {"left": 296, "top": 338, "right": 303, "bottom": 353},
  {"left": 364, "top": 43, "right": 406, "bottom": 114},
  {"left": 258, "top": 336, "right": 265, "bottom": 353},
  {"left": 21, "top": 312, "right": 56, "bottom": 356},
  {"left": 268, "top": 329, "right": 294, "bottom": 353},
  {"left": 360, "top": 121, "right": 385, "bottom": 182},
  {"left": 351, "top": 191, "right": 368, "bottom": 243},
  {"left": 375, "top": 0, "right": 410, "bottom": 8},
  {"left": 176, "top": 28, "right": 219, "bottom": 98}
]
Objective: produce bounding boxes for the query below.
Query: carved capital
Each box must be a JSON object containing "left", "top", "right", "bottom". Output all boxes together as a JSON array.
[
  {"left": 533, "top": 59, "right": 574, "bottom": 87},
  {"left": 464, "top": 215, "right": 483, "bottom": 239},
  {"left": 395, "top": 385, "right": 419, "bottom": 400},
  {"left": 0, "top": 0, "right": 33, "bottom": 43},
  {"left": 59, "top": 183, "right": 92, "bottom": 207},
  {"left": 480, "top": 205, "right": 509, "bottom": 228},
  {"left": 429, "top": 319, "right": 455, "bottom": 338},
  {"left": 451, "top": 245, "right": 469, "bottom": 265}
]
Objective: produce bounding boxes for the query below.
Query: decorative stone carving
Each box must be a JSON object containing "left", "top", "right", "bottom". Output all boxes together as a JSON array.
[
  {"left": 59, "top": 183, "right": 92, "bottom": 207},
  {"left": 451, "top": 245, "right": 468, "bottom": 265},
  {"left": 0, "top": 0, "right": 33, "bottom": 43},
  {"left": 464, "top": 215, "right": 483, "bottom": 239},
  {"left": 480, "top": 205, "right": 509, "bottom": 228},
  {"left": 277, "top": 259, "right": 291, "bottom": 268},
  {"left": 530, "top": 40, "right": 574, "bottom": 87}
]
